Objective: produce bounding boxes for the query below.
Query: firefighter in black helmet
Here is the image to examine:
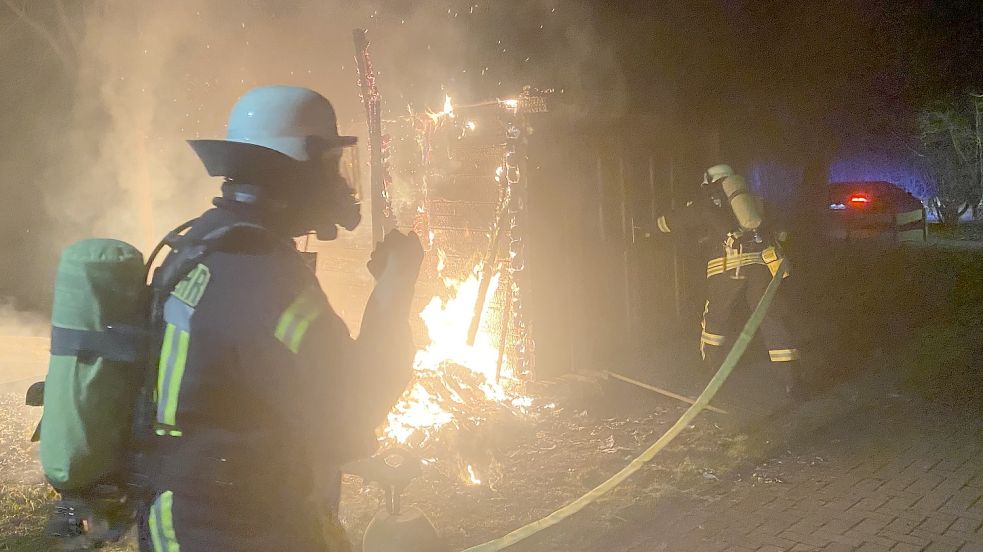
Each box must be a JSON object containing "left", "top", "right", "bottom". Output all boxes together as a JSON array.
[
  {"left": 655, "top": 164, "right": 804, "bottom": 397},
  {"left": 136, "top": 85, "right": 422, "bottom": 551}
]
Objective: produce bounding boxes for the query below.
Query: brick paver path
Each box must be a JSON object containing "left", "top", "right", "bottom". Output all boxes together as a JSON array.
[{"left": 614, "top": 398, "right": 983, "bottom": 551}]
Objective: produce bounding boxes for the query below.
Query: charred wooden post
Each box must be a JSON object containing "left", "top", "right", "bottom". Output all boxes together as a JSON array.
[{"left": 353, "top": 28, "right": 395, "bottom": 244}]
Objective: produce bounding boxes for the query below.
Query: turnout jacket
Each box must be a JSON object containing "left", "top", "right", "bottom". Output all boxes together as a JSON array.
[
  {"left": 656, "top": 196, "right": 786, "bottom": 279},
  {"left": 147, "top": 205, "right": 414, "bottom": 504}
]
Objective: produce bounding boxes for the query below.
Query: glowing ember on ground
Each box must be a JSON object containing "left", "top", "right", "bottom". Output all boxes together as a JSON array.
[{"left": 382, "top": 255, "right": 529, "bottom": 449}]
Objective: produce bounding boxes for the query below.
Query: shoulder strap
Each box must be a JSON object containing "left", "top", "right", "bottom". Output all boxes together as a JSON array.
[{"left": 131, "top": 220, "right": 278, "bottom": 447}]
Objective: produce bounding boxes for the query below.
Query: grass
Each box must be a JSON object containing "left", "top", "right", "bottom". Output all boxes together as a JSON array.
[
  {"left": 928, "top": 219, "right": 983, "bottom": 241},
  {"left": 0, "top": 483, "right": 135, "bottom": 552},
  {"left": 0, "top": 483, "right": 50, "bottom": 551}
]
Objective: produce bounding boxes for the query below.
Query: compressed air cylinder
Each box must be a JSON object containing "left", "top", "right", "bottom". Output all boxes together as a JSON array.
[
  {"left": 40, "top": 239, "right": 146, "bottom": 491},
  {"left": 720, "top": 175, "right": 763, "bottom": 231}
]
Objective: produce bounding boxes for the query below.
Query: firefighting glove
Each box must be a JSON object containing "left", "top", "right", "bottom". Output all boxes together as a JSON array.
[{"left": 367, "top": 230, "right": 424, "bottom": 286}]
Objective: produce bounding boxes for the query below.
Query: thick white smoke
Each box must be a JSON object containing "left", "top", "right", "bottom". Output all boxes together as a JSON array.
[{"left": 5, "top": 0, "right": 626, "bottom": 298}]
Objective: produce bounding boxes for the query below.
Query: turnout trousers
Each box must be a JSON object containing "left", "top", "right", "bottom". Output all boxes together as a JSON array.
[
  {"left": 136, "top": 489, "right": 349, "bottom": 552},
  {"left": 699, "top": 264, "right": 800, "bottom": 368}
]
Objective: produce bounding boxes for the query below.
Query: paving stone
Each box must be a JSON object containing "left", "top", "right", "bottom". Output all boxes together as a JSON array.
[
  {"left": 889, "top": 543, "right": 924, "bottom": 552},
  {"left": 878, "top": 530, "right": 931, "bottom": 547},
  {"left": 916, "top": 491, "right": 957, "bottom": 512},
  {"left": 845, "top": 531, "right": 901, "bottom": 549},
  {"left": 923, "top": 542, "right": 961, "bottom": 552},
  {"left": 856, "top": 516, "right": 896, "bottom": 535},
  {"left": 778, "top": 530, "right": 830, "bottom": 548},
  {"left": 947, "top": 490, "right": 983, "bottom": 512},
  {"left": 920, "top": 516, "right": 957, "bottom": 534},
  {"left": 885, "top": 516, "right": 921, "bottom": 533},
  {"left": 958, "top": 541, "right": 983, "bottom": 552},
  {"left": 597, "top": 396, "right": 983, "bottom": 552},
  {"left": 943, "top": 509, "right": 983, "bottom": 522},
  {"left": 856, "top": 542, "right": 891, "bottom": 552},
  {"left": 755, "top": 517, "right": 796, "bottom": 536},
  {"left": 882, "top": 494, "right": 922, "bottom": 512},
  {"left": 748, "top": 533, "right": 799, "bottom": 550},
  {"left": 821, "top": 517, "right": 863, "bottom": 535}
]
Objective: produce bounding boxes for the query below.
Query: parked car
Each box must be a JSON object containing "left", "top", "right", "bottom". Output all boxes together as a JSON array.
[{"left": 825, "top": 181, "right": 927, "bottom": 242}]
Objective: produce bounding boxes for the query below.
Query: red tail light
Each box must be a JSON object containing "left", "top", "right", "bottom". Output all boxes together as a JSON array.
[{"left": 849, "top": 194, "right": 870, "bottom": 205}]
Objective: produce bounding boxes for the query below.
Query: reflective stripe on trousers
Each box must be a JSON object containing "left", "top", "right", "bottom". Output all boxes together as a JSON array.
[
  {"left": 700, "top": 300, "right": 726, "bottom": 360},
  {"left": 149, "top": 491, "right": 180, "bottom": 552},
  {"left": 768, "top": 348, "right": 801, "bottom": 362}
]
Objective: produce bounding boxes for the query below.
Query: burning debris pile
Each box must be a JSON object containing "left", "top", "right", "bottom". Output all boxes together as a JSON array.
[
  {"left": 383, "top": 258, "right": 531, "bottom": 448},
  {"left": 338, "top": 377, "right": 749, "bottom": 550}
]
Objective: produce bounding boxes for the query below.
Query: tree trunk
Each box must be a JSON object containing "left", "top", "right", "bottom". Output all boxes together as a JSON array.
[{"left": 934, "top": 197, "right": 966, "bottom": 227}]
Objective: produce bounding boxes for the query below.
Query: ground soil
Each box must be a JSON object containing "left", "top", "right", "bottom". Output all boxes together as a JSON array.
[
  {"left": 1, "top": 345, "right": 979, "bottom": 551},
  {"left": 0, "top": 368, "right": 768, "bottom": 551}
]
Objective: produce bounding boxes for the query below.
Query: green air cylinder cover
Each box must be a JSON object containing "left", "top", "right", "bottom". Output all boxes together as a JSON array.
[{"left": 40, "top": 239, "right": 146, "bottom": 491}]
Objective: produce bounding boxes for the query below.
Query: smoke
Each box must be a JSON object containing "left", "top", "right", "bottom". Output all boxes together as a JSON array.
[
  {"left": 0, "top": 299, "right": 48, "bottom": 338},
  {"left": 2, "top": 0, "right": 624, "bottom": 306}
]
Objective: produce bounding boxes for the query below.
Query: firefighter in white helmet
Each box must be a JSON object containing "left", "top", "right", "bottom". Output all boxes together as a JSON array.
[
  {"left": 135, "top": 85, "right": 422, "bottom": 551},
  {"left": 655, "top": 164, "right": 804, "bottom": 396}
]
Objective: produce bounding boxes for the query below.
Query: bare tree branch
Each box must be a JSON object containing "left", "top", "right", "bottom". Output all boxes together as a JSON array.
[
  {"left": 946, "top": 116, "right": 972, "bottom": 169},
  {"left": 2, "top": 0, "right": 74, "bottom": 74}
]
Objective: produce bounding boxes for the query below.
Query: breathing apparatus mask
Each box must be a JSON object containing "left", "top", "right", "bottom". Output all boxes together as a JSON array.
[
  {"left": 217, "top": 143, "right": 361, "bottom": 240},
  {"left": 701, "top": 165, "right": 732, "bottom": 209},
  {"left": 294, "top": 147, "right": 361, "bottom": 240},
  {"left": 190, "top": 85, "right": 361, "bottom": 241}
]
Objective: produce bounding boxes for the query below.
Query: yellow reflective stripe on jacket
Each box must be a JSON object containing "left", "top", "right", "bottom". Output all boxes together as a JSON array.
[
  {"left": 706, "top": 247, "right": 780, "bottom": 278},
  {"left": 769, "top": 348, "right": 801, "bottom": 362},
  {"left": 150, "top": 490, "right": 180, "bottom": 552},
  {"left": 275, "top": 286, "right": 326, "bottom": 353},
  {"left": 155, "top": 322, "right": 189, "bottom": 437},
  {"left": 155, "top": 295, "right": 195, "bottom": 437}
]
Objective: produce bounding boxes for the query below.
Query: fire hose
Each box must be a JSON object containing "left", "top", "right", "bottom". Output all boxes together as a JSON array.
[{"left": 459, "top": 259, "right": 788, "bottom": 552}]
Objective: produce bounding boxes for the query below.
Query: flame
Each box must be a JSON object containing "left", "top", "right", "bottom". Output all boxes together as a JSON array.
[
  {"left": 466, "top": 465, "right": 482, "bottom": 485},
  {"left": 383, "top": 257, "right": 527, "bottom": 447},
  {"left": 425, "top": 94, "right": 456, "bottom": 124}
]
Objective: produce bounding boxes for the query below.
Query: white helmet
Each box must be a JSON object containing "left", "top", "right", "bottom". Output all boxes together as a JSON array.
[
  {"left": 702, "top": 164, "right": 735, "bottom": 187},
  {"left": 189, "top": 85, "right": 357, "bottom": 176}
]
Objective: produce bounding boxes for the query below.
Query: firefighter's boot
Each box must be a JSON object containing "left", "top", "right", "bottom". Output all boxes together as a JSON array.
[{"left": 783, "top": 361, "right": 810, "bottom": 400}]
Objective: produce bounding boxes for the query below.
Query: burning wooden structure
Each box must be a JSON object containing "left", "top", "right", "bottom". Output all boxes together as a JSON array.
[{"left": 303, "top": 31, "right": 553, "bottom": 483}]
